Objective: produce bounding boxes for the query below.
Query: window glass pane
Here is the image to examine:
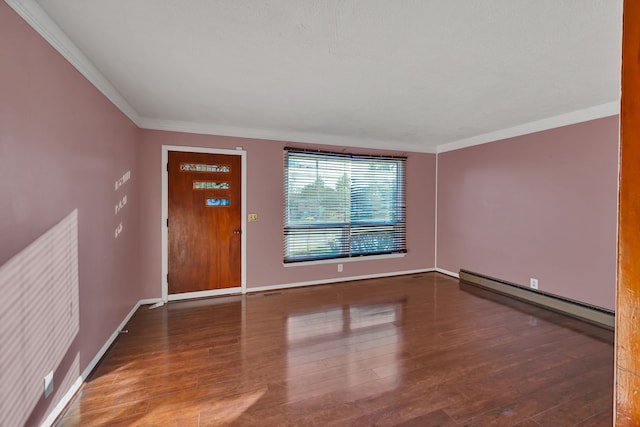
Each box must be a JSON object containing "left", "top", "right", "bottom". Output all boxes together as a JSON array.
[
  {"left": 206, "top": 198, "right": 230, "bottom": 206},
  {"left": 286, "top": 155, "right": 350, "bottom": 225},
  {"left": 284, "top": 226, "right": 348, "bottom": 261},
  {"left": 350, "top": 225, "right": 400, "bottom": 255},
  {"left": 181, "top": 163, "right": 230, "bottom": 173},
  {"left": 351, "top": 159, "right": 400, "bottom": 224},
  {"left": 193, "top": 181, "right": 230, "bottom": 190}
]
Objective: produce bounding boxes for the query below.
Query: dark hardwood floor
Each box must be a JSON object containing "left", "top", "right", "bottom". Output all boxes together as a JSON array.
[{"left": 57, "top": 273, "right": 614, "bottom": 426}]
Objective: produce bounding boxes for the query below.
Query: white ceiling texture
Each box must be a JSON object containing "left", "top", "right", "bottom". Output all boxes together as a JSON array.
[{"left": 8, "top": 0, "right": 622, "bottom": 153}]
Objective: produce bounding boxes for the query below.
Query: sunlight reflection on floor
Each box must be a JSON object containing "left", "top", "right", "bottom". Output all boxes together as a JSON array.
[{"left": 286, "top": 301, "right": 404, "bottom": 403}]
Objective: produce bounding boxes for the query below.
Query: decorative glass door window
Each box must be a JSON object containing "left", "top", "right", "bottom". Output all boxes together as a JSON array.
[
  {"left": 180, "top": 163, "right": 230, "bottom": 173},
  {"left": 206, "top": 198, "right": 230, "bottom": 206},
  {"left": 193, "top": 181, "right": 230, "bottom": 190}
]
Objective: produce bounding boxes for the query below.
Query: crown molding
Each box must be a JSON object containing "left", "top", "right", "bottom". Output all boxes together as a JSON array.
[
  {"left": 141, "top": 102, "right": 619, "bottom": 155},
  {"left": 436, "top": 101, "right": 620, "bottom": 153},
  {"left": 138, "top": 117, "right": 437, "bottom": 153},
  {"left": 5, "top": 0, "right": 142, "bottom": 125}
]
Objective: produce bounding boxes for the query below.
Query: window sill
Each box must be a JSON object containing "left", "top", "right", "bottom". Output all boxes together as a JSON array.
[{"left": 283, "top": 252, "right": 406, "bottom": 267}]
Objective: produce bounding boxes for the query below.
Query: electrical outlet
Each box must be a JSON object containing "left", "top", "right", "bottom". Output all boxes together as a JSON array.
[
  {"left": 530, "top": 278, "right": 539, "bottom": 290},
  {"left": 248, "top": 213, "right": 258, "bottom": 222},
  {"left": 337, "top": 264, "right": 343, "bottom": 272},
  {"left": 44, "top": 371, "right": 54, "bottom": 398}
]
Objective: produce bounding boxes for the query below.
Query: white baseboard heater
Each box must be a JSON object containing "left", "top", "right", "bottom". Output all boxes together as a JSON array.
[{"left": 459, "top": 269, "right": 615, "bottom": 329}]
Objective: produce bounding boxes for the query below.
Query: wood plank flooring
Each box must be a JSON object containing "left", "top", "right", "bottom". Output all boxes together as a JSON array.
[{"left": 57, "top": 273, "right": 614, "bottom": 426}]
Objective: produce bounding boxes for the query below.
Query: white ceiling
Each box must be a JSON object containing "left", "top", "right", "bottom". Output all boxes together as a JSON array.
[{"left": 11, "top": 0, "right": 622, "bottom": 153}]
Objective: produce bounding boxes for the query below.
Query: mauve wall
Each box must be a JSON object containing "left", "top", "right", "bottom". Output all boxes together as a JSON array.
[
  {"left": 0, "top": 4, "right": 141, "bottom": 425},
  {"left": 437, "top": 116, "right": 619, "bottom": 310},
  {"left": 138, "top": 130, "right": 436, "bottom": 297}
]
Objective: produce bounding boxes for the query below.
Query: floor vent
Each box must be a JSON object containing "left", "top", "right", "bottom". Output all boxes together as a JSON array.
[
  {"left": 263, "top": 292, "right": 282, "bottom": 297},
  {"left": 459, "top": 269, "right": 614, "bottom": 329}
]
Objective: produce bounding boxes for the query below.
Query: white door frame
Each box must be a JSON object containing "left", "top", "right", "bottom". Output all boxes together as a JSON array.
[{"left": 161, "top": 145, "right": 247, "bottom": 302}]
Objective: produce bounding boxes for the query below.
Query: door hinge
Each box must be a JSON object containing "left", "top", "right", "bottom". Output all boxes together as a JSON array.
[
  {"left": 166, "top": 163, "right": 169, "bottom": 171},
  {"left": 166, "top": 218, "right": 169, "bottom": 227}
]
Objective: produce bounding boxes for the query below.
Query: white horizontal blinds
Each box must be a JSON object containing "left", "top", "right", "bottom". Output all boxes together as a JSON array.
[
  {"left": 284, "top": 151, "right": 351, "bottom": 262},
  {"left": 350, "top": 156, "right": 406, "bottom": 256},
  {"left": 284, "top": 149, "right": 406, "bottom": 263}
]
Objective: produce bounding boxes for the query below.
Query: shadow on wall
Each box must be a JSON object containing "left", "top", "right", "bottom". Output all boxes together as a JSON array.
[{"left": 0, "top": 210, "right": 80, "bottom": 426}]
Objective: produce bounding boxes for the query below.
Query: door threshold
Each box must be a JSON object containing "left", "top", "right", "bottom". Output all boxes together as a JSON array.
[{"left": 168, "top": 287, "right": 243, "bottom": 302}]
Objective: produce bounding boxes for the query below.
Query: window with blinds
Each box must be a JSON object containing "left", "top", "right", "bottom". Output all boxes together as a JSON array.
[{"left": 284, "top": 148, "right": 407, "bottom": 263}]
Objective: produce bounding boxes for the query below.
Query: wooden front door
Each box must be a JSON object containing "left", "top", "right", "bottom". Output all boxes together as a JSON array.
[{"left": 168, "top": 151, "right": 241, "bottom": 295}]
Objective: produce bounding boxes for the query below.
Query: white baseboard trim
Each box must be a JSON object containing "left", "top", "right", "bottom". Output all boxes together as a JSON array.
[
  {"left": 139, "top": 298, "right": 163, "bottom": 306},
  {"left": 247, "top": 268, "right": 436, "bottom": 294},
  {"left": 40, "top": 297, "right": 155, "bottom": 427},
  {"left": 435, "top": 268, "right": 459, "bottom": 278},
  {"left": 40, "top": 377, "right": 83, "bottom": 427}
]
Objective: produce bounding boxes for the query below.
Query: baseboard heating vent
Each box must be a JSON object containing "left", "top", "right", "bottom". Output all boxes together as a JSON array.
[{"left": 459, "top": 270, "right": 614, "bottom": 329}]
